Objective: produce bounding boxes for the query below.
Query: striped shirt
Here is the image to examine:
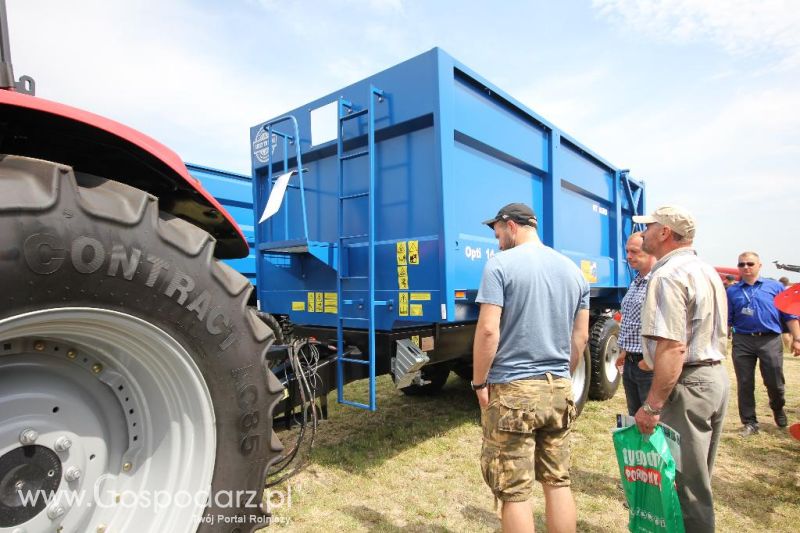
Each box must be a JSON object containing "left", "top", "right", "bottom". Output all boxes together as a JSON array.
[
  {"left": 640, "top": 248, "right": 728, "bottom": 367},
  {"left": 619, "top": 272, "right": 650, "bottom": 352}
]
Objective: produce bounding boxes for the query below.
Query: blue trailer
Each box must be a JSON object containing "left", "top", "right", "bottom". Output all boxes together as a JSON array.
[{"left": 230, "top": 48, "right": 643, "bottom": 411}]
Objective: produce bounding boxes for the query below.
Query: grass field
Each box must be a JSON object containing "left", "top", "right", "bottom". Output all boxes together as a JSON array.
[{"left": 262, "top": 352, "right": 800, "bottom": 532}]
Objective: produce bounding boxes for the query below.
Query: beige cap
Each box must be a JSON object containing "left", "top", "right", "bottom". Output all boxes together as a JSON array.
[{"left": 633, "top": 205, "right": 696, "bottom": 239}]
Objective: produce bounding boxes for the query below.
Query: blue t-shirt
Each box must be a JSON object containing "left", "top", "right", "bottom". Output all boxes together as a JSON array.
[{"left": 476, "top": 241, "right": 590, "bottom": 382}]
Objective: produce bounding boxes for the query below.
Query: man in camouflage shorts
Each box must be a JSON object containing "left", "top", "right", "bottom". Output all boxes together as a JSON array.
[{"left": 474, "top": 203, "right": 590, "bottom": 532}]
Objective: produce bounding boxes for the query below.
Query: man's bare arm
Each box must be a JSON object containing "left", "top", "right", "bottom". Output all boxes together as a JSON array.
[
  {"left": 570, "top": 309, "right": 590, "bottom": 373},
  {"left": 644, "top": 337, "right": 686, "bottom": 409}
]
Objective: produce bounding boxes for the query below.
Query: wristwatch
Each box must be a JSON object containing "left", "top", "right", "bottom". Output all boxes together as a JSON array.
[
  {"left": 470, "top": 380, "right": 488, "bottom": 391},
  {"left": 642, "top": 401, "right": 662, "bottom": 416}
]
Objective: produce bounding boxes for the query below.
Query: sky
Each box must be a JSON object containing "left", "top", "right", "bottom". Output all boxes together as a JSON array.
[{"left": 6, "top": 0, "right": 799, "bottom": 280}]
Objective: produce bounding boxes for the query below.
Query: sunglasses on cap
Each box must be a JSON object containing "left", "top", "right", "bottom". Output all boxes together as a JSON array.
[{"left": 737, "top": 262, "right": 756, "bottom": 268}]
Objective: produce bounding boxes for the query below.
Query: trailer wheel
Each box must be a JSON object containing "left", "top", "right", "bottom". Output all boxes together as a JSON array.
[
  {"left": 588, "top": 316, "right": 621, "bottom": 400},
  {"left": 0, "top": 156, "right": 283, "bottom": 533},
  {"left": 571, "top": 346, "right": 591, "bottom": 415},
  {"left": 399, "top": 363, "right": 451, "bottom": 396}
]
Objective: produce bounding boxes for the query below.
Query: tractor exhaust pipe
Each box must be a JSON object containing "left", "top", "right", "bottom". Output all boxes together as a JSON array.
[{"left": 0, "top": 0, "right": 34, "bottom": 94}]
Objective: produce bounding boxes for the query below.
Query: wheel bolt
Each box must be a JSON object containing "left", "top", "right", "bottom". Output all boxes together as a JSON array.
[
  {"left": 91, "top": 363, "right": 103, "bottom": 374},
  {"left": 19, "top": 428, "right": 38, "bottom": 445},
  {"left": 46, "top": 503, "right": 65, "bottom": 520},
  {"left": 122, "top": 462, "right": 132, "bottom": 472},
  {"left": 64, "top": 466, "right": 82, "bottom": 482},
  {"left": 96, "top": 525, "right": 107, "bottom": 533},
  {"left": 54, "top": 436, "right": 72, "bottom": 452},
  {"left": 34, "top": 341, "right": 45, "bottom": 351},
  {"left": 66, "top": 349, "right": 77, "bottom": 359}
]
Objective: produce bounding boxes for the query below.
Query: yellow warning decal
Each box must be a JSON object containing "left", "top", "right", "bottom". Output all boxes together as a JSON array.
[
  {"left": 411, "top": 335, "right": 420, "bottom": 348},
  {"left": 410, "top": 292, "right": 430, "bottom": 301},
  {"left": 324, "top": 292, "right": 338, "bottom": 314},
  {"left": 410, "top": 304, "right": 423, "bottom": 316},
  {"left": 408, "top": 240, "right": 419, "bottom": 265},
  {"left": 399, "top": 292, "right": 409, "bottom": 316},
  {"left": 580, "top": 260, "right": 598, "bottom": 283},
  {"left": 397, "top": 265, "right": 409, "bottom": 290},
  {"left": 396, "top": 241, "right": 407, "bottom": 266},
  {"left": 315, "top": 292, "right": 324, "bottom": 313},
  {"left": 292, "top": 301, "right": 305, "bottom": 311},
  {"left": 307, "top": 292, "right": 315, "bottom": 312}
]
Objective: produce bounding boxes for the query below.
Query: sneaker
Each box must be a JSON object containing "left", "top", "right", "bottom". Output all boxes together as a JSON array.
[
  {"left": 774, "top": 409, "right": 788, "bottom": 428},
  {"left": 739, "top": 424, "right": 759, "bottom": 437}
]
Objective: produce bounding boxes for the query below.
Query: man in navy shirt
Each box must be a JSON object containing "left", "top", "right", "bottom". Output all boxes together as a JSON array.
[{"left": 728, "top": 251, "right": 800, "bottom": 436}]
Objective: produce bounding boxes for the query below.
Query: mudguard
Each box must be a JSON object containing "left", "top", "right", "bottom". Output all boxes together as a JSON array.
[{"left": 0, "top": 90, "right": 248, "bottom": 258}]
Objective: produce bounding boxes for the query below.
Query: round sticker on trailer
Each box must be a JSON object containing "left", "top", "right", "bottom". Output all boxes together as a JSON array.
[{"left": 252, "top": 129, "right": 277, "bottom": 164}]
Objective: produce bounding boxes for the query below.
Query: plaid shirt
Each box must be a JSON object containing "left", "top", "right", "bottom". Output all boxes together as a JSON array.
[{"left": 618, "top": 272, "right": 650, "bottom": 352}]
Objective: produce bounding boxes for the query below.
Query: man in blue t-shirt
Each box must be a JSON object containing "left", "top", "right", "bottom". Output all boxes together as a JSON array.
[
  {"left": 472, "top": 202, "right": 590, "bottom": 532},
  {"left": 728, "top": 251, "right": 800, "bottom": 436}
]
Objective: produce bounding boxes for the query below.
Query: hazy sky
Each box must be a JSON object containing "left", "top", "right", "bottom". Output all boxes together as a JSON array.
[{"left": 7, "top": 0, "right": 799, "bottom": 280}]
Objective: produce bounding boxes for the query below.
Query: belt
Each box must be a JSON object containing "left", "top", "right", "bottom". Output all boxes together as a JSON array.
[
  {"left": 683, "top": 359, "right": 722, "bottom": 368},
  {"left": 734, "top": 331, "right": 779, "bottom": 337},
  {"left": 626, "top": 351, "right": 643, "bottom": 362},
  {"left": 523, "top": 373, "right": 550, "bottom": 381}
]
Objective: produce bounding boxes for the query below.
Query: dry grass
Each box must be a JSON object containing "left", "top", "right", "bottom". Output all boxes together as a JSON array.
[{"left": 262, "top": 351, "right": 800, "bottom": 532}]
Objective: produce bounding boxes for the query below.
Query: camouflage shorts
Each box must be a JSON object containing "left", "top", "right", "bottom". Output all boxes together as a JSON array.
[{"left": 480, "top": 374, "right": 577, "bottom": 501}]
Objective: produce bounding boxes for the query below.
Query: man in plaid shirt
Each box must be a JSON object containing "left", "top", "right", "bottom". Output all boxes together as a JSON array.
[{"left": 616, "top": 231, "right": 656, "bottom": 415}]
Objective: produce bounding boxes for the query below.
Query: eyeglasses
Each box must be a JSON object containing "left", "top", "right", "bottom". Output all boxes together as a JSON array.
[{"left": 737, "top": 262, "right": 756, "bottom": 268}]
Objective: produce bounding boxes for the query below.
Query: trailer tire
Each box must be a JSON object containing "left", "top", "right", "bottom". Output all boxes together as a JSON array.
[
  {"left": 0, "top": 156, "right": 283, "bottom": 533},
  {"left": 588, "top": 316, "right": 621, "bottom": 400},
  {"left": 399, "top": 363, "right": 451, "bottom": 396}
]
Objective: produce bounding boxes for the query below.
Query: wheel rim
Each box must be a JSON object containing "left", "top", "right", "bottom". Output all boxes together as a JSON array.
[
  {"left": 603, "top": 334, "right": 620, "bottom": 383},
  {"left": 0, "top": 308, "right": 215, "bottom": 532},
  {"left": 571, "top": 350, "right": 587, "bottom": 401}
]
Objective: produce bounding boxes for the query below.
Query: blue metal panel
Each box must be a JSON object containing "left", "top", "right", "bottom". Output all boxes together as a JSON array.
[
  {"left": 186, "top": 163, "right": 256, "bottom": 285},
  {"left": 249, "top": 47, "right": 646, "bottom": 329}
]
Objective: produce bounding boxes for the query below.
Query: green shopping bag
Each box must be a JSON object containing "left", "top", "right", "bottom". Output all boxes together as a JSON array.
[{"left": 613, "top": 424, "right": 684, "bottom": 533}]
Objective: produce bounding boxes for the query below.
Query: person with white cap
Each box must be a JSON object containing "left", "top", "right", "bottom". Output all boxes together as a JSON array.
[{"left": 632, "top": 205, "right": 729, "bottom": 533}]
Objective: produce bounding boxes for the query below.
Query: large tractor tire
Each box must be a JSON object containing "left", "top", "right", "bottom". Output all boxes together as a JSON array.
[
  {"left": 0, "top": 156, "right": 283, "bottom": 533},
  {"left": 588, "top": 315, "right": 622, "bottom": 400},
  {"left": 571, "top": 346, "right": 591, "bottom": 415}
]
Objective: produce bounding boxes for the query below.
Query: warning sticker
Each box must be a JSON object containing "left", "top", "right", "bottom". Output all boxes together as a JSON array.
[
  {"left": 399, "top": 292, "right": 409, "bottom": 316},
  {"left": 408, "top": 240, "right": 419, "bottom": 265},
  {"left": 410, "top": 304, "right": 423, "bottom": 316},
  {"left": 315, "top": 292, "right": 324, "bottom": 313},
  {"left": 410, "top": 292, "right": 430, "bottom": 301},
  {"left": 398, "top": 265, "right": 409, "bottom": 290},
  {"left": 396, "top": 241, "right": 407, "bottom": 266},
  {"left": 324, "top": 292, "right": 338, "bottom": 314},
  {"left": 580, "top": 260, "right": 598, "bottom": 283},
  {"left": 411, "top": 335, "right": 420, "bottom": 348},
  {"left": 397, "top": 265, "right": 408, "bottom": 290},
  {"left": 307, "top": 292, "right": 315, "bottom": 313},
  {"left": 292, "top": 301, "right": 305, "bottom": 311}
]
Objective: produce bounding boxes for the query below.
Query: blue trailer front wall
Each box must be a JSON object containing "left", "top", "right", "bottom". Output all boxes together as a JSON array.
[
  {"left": 186, "top": 164, "right": 256, "bottom": 286},
  {"left": 250, "top": 48, "right": 645, "bottom": 330}
]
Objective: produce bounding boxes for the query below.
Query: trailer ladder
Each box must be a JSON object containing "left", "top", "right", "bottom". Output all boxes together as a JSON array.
[{"left": 336, "top": 85, "right": 385, "bottom": 411}]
